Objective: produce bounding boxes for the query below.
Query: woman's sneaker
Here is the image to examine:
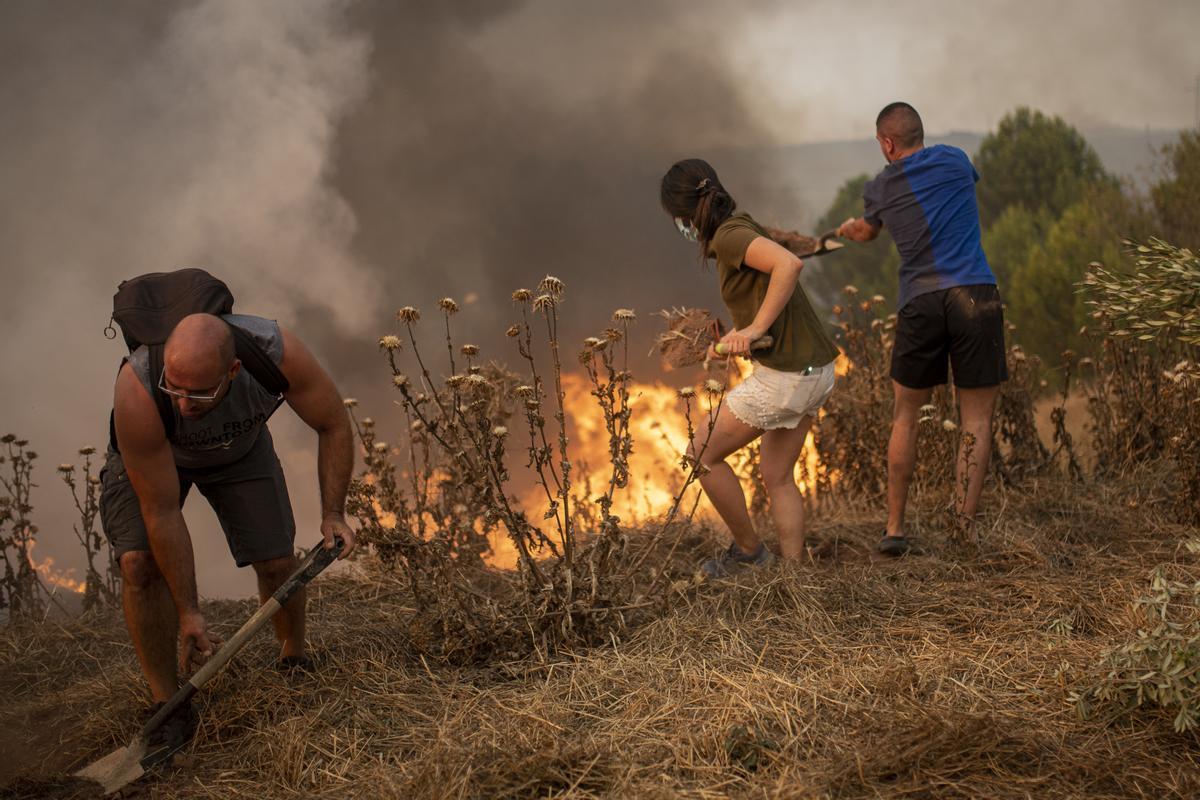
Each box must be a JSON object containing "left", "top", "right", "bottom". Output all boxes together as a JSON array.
[{"left": 701, "top": 542, "right": 775, "bottom": 579}]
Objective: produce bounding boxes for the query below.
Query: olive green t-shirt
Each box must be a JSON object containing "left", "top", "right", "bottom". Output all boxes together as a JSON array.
[{"left": 708, "top": 212, "right": 839, "bottom": 372}]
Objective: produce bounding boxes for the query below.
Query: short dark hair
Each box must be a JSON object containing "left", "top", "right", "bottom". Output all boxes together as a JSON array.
[{"left": 875, "top": 102, "right": 924, "bottom": 149}]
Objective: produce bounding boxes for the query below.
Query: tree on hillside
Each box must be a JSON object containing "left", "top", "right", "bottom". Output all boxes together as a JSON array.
[
  {"left": 981, "top": 204, "right": 1055, "bottom": 290},
  {"left": 805, "top": 174, "right": 898, "bottom": 308},
  {"left": 974, "top": 108, "right": 1112, "bottom": 227},
  {"left": 1151, "top": 128, "right": 1200, "bottom": 249},
  {"left": 1006, "top": 186, "right": 1151, "bottom": 362}
]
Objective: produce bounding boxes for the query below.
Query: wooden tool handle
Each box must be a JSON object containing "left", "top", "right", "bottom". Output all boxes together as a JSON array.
[
  {"left": 138, "top": 537, "right": 344, "bottom": 738},
  {"left": 715, "top": 335, "right": 774, "bottom": 356}
]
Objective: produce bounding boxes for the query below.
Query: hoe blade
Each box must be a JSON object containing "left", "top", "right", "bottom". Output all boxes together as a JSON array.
[{"left": 75, "top": 737, "right": 148, "bottom": 795}]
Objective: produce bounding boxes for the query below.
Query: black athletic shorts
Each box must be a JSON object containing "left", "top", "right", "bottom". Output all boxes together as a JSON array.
[
  {"left": 99, "top": 429, "right": 296, "bottom": 567},
  {"left": 891, "top": 284, "right": 1009, "bottom": 389}
]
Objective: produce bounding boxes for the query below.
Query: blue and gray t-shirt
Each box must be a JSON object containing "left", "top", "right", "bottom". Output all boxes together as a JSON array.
[{"left": 863, "top": 144, "right": 996, "bottom": 309}]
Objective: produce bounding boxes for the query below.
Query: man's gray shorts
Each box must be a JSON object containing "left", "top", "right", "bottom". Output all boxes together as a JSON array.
[{"left": 100, "top": 429, "right": 296, "bottom": 568}]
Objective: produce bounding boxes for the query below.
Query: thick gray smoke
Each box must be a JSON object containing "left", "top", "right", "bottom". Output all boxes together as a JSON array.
[
  {"left": 3, "top": 0, "right": 1191, "bottom": 597},
  {"left": 0, "top": 0, "right": 776, "bottom": 597}
]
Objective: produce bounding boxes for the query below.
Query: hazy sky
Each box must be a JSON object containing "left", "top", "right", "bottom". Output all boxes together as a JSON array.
[{"left": 2, "top": 0, "right": 1194, "bottom": 598}]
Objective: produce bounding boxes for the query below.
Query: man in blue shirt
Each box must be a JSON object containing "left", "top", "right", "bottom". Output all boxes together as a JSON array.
[{"left": 837, "top": 102, "right": 1007, "bottom": 555}]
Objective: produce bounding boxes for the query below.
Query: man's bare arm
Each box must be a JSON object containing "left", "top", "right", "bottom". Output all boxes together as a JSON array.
[
  {"left": 277, "top": 327, "right": 357, "bottom": 557},
  {"left": 837, "top": 216, "right": 882, "bottom": 242},
  {"left": 113, "top": 364, "right": 218, "bottom": 668}
]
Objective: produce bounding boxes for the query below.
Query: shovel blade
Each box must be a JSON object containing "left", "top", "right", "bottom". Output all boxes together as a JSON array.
[{"left": 75, "top": 738, "right": 147, "bottom": 795}]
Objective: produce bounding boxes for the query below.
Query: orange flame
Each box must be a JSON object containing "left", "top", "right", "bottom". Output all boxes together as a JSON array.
[
  {"left": 25, "top": 541, "right": 87, "bottom": 594},
  {"left": 513, "top": 370, "right": 824, "bottom": 542}
]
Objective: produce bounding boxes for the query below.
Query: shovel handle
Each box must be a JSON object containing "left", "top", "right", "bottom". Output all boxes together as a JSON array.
[
  {"left": 138, "top": 536, "right": 343, "bottom": 739},
  {"left": 715, "top": 335, "right": 773, "bottom": 356}
]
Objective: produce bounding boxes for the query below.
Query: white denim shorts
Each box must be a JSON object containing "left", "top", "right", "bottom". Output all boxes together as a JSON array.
[{"left": 726, "top": 362, "right": 836, "bottom": 430}]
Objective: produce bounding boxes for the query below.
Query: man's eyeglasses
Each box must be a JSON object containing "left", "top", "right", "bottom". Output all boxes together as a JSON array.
[{"left": 158, "top": 369, "right": 228, "bottom": 402}]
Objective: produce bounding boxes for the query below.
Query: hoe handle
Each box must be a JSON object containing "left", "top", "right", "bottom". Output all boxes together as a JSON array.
[
  {"left": 139, "top": 537, "right": 344, "bottom": 738},
  {"left": 714, "top": 335, "right": 774, "bottom": 356}
]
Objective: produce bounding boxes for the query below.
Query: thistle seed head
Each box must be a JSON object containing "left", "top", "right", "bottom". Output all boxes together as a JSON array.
[
  {"left": 704, "top": 379, "right": 723, "bottom": 394},
  {"left": 393, "top": 374, "right": 410, "bottom": 388},
  {"left": 396, "top": 306, "right": 420, "bottom": 323},
  {"left": 512, "top": 289, "right": 532, "bottom": 303},
  {"left": 379, "top": 334, "right": 402, "bottom": 351},
  {"left": 343, "top": 398, "right": 358, "bottom": 408},
  {"left": 538, "top": 275, "right": 565, "bottom": 295},
  {"left": 437, "top": 297, "right": 459, "bottom": 314},
  {"left": 505, "top": 324, "right": 521, "bottom": 337},
  {"left": 461, "top": 344, "right": 480, "bottom": 357},
  {"left": 612, "top": 308, "right": 636, "bottom": 321}
]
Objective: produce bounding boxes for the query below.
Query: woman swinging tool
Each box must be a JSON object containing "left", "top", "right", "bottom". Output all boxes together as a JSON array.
[{"left": 660, "top": 159, "right": 840, "bottom": 577}]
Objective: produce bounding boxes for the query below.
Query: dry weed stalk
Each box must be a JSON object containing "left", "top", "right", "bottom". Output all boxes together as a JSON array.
[
  {"left": 55, "top": 447, "right": 117, "bottom": 610},
  {"left": 0, "top": 434, "right": 50, "bottom": 621},
  {"left": 347, "top": 282, "right": 718, "bottom": 657},
  {"left": 811, "top": 288, "right": 894, "bottom": 501}
]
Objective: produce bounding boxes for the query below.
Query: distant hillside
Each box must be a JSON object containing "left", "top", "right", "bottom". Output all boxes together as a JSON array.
[{"left": 713, "top": 127, "right": 1180, "bottom": 232}]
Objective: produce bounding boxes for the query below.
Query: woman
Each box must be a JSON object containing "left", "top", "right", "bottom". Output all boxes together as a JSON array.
[{"left": 661, "top": 158, "right": 839, "bottom": 577}]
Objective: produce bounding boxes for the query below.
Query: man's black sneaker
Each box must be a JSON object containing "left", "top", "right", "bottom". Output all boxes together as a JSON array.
[
  {"left": 277, "top": 654, "right": 316, "bottom": 673},
  {"left": 140, "top": 699, "right": 198, "bottom": 769},
  {"left": 877, "top": 534, "right": 912, "bottom": 557}
]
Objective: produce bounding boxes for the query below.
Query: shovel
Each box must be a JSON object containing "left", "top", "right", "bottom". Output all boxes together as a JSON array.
[
  {"left": 766, "top": 226, "right": 845, "bottom": 259},
  {"left": 796, "top": 229, "right": 844, "bottom": 257},
  {"left": 76, "top": 536, "right": 344, "bottom": 795}
]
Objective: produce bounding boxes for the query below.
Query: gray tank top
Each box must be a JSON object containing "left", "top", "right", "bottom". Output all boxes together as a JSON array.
[{"left": 129, "top": 314, "right": 285, "bottom": 470}]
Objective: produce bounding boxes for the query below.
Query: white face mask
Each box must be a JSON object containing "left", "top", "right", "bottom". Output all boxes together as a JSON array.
[{"left": 674, "top": 217, "right": 699, "bottom": 243}]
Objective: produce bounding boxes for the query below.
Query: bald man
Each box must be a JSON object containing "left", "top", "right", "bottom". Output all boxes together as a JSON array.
[
  {"left": 100, "top": 312, "right": 356, "bottom": 764},
  {"left": 837, "top": 102, "right": 1007, "bottom": 555}
]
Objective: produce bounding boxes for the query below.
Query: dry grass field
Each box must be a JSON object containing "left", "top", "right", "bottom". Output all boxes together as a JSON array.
[
  {"left": 3, "top": 244, "right": 1198, "bottom": 799},
  {"left": 3, "top": 464, "right": 1199, "bottom": 799}
]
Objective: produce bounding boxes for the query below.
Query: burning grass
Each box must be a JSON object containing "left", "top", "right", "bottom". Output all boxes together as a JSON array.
[{"left": 3, "top": 470, "right": 1199, "bottom": 798}]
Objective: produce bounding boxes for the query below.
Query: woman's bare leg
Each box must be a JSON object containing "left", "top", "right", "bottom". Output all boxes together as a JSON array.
[
  {"left": 759, "top": 416, "right": 814, "bottom": 559},
  {"left": 694, "top": 406, "right": 763, "bottom": 554}
]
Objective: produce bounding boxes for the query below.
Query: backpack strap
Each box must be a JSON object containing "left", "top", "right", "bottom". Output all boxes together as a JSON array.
[
  {"left": 107, "top": 355, "right": 172, "bottom": 453},
  {"left": 227, "top": 323, "right": 290, "bottom": 397},
  {"left": 147, "top": 344, "right": 177, "bottom": 441},
  {"left": 111, "top": 321, "right": 291, "bottom": 453}
]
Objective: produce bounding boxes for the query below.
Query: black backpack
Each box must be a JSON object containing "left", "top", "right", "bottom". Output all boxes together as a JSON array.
[{"left": 105, "top": 268, "right": 289, "bottom": 448}]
